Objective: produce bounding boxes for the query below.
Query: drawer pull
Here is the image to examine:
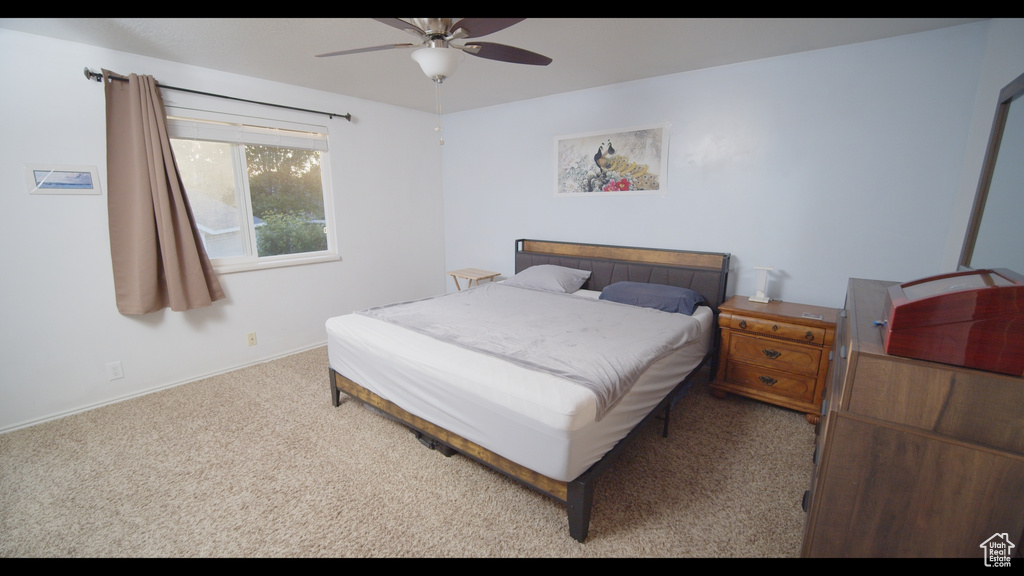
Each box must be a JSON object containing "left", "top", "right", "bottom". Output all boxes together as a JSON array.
[
  {"left": 739, "top": 320, "right": 748, "bottom": 329},
  {"left": 759, "top": 375, "right": 778, "bottom": 386},
  {"left": 805, "top": 330, "right": 815, "bottom": 341},
  {"left": 762, "top": 348, "right": 782, "bottom": 359},
  {"left": 772, "top": 324, "right": 779, "bottom": 332}
]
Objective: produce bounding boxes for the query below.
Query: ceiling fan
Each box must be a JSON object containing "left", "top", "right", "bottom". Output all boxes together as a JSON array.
[{"left": 316, "top": 18, "right": 552, "bottom": 83}]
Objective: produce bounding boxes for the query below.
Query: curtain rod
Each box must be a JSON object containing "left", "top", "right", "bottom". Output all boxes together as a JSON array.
[{"left": 84, "top": 68, "right": 351, "bottom": 122}]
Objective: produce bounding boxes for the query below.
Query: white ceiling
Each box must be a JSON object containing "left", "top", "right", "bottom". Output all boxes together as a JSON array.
[{"left": 0, "top": 17, "right": 986, "bottom": 114}]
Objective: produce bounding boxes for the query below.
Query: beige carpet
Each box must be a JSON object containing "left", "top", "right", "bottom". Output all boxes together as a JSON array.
[{"left": 0, "top": 346, "right": 815, "bottom": 557}]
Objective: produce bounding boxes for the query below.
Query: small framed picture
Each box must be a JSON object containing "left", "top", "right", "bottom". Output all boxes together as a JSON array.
[{"left": 25, "top": 164, "right": 101, "bottom": 195}]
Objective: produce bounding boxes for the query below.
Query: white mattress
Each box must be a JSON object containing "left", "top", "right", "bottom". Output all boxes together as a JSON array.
[{"left": 326, "top": 288, "right": 713, "bottom": 482}]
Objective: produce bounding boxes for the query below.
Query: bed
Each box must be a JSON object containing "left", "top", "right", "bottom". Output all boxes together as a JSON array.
[{"left": 326, "top": 239, "right": 730, "bottom": 542}]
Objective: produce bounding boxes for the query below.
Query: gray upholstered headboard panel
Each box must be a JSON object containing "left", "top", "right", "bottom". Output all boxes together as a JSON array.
[{"left": 514, "top": 239, "right": 730, "bottom": 311}]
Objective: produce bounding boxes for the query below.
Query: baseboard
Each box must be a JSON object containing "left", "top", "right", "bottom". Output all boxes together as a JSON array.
[{"left": 0, "top": 341, "right": 328, "bottom": 435}]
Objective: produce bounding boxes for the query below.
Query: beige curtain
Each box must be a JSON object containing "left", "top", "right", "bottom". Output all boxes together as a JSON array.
[{"left": 103, "top": 70, "right": 225, "bottom": 315}]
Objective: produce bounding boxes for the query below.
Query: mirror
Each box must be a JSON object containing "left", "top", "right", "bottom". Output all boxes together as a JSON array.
[{"left": 959, "top": 71, "right": 1024, "bottom": 272}]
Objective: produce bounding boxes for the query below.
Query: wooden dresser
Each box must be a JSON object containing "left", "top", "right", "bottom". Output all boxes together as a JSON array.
[
  {"left": 712, "top": 295, "right": 838, "bottom": 424},
  {"left": 801, "top": 278, "right": 1024, "bottom": 558}
]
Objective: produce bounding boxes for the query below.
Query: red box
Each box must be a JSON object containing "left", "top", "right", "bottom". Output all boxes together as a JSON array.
[{"left": 882, "top": 269, "right": 1024, "bottom": 376}]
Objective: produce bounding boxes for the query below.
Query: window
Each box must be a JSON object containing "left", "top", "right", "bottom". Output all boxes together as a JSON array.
[{"left": 167, "top": 109, "right": 337, "bottom": 273}]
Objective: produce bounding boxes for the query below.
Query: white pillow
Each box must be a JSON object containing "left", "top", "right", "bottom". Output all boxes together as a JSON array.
[{"left": 503, "top": 264, "right": 592, "bottom": 293}]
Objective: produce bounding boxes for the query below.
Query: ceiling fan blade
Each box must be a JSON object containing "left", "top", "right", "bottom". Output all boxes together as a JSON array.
[
  {"left": 315, "top": 43, "right": 418, "bottom": 58},
  {"left": 450, "top": 18, "right": 526, "bottom": 39},
  {"left": 462, "top": 42, "right": 552, "bottom": 66},
  {"left": 372, "top": 18, "right": 425, "bottom": 35}
]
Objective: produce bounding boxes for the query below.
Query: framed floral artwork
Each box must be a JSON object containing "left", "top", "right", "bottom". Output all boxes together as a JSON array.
[{"left": 555, "top": 123, "right": 669, "bottom": 196}]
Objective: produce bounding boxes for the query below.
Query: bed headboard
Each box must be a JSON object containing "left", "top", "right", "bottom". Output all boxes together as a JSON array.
[{"left": 514, "top": 239, "right": 731, "bottom": 311}]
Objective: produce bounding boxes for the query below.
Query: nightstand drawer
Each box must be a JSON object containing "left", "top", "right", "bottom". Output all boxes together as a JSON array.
[
  {"left": 726, "top": 314, "right": 826, "bottom": 345},
  {"left": 728, "top": 333, "right": 822, "bottom": 376},
  {"left": 725, "top": 362, "right": 817, "bottom": 402}
]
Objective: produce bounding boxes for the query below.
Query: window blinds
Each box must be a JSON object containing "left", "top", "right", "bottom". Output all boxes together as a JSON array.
[{"left": 166, "top": 115, "right": 328, "bottom": 152}]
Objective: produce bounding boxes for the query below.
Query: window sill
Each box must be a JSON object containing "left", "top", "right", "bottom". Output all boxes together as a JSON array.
[{"left": 212, "top": 252, "right": 340, "bottom": 274}]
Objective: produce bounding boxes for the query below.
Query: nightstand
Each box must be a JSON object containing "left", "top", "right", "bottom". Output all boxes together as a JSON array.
[
  {"left": 448, "top": 268, "right": 499, "bottom": 291},
  {"left": 712, "top": 295, "right": 838, "bottom": 424}
]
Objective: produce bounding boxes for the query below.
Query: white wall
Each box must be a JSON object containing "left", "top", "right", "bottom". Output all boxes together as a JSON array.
[
  {"left": 0, "top": 29, "right": 447, "bottom": 432},
  {"left": 442, "top": 20, "right": 1024, "bottom": 310}
]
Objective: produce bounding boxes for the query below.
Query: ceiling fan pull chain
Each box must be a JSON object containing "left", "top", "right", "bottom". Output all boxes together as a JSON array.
[{"left": 434, "top": 79, "right": 445, "bottom": 145}]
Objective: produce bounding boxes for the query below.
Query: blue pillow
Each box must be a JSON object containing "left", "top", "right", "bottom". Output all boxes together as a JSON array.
[{"left": 599, "top": 281, "right": 705, "bottom": 315}]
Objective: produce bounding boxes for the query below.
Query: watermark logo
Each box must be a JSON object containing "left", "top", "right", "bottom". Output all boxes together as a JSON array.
[{"left": 980, "top": 533, "right": 1014, "bottom": 567}]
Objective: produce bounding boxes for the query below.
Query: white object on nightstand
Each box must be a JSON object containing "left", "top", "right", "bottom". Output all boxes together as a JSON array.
[{"left": 749, "top": 266, "right": 773, "bottom": 303}]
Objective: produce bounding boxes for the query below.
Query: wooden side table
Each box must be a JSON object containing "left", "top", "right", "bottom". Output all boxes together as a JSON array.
[
  {"left": 712, "top": 295, "right": 838, "bottom": 424},
  {"left": 448, "top": 268, "right": 499, "bottom": 291}
]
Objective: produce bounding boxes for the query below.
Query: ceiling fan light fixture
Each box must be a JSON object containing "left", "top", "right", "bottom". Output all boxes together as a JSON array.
[{"left": 411, "top": 46, "right": 464, "bottom": 82}]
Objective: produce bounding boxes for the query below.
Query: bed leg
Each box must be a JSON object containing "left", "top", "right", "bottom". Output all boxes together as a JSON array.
[
  {"left": 566, "top": 478, "right": 594, "bottom": 543},
  {"left": 329, "top": 369, "right": 341, "bottom": 407}
]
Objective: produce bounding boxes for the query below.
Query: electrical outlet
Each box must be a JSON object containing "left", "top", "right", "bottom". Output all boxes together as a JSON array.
[
  {"left": 247, "top": 332, "right": 257, "bottom": 347},
  {"left": 107, "top": 361, "right": 124, "bottom": 380}
]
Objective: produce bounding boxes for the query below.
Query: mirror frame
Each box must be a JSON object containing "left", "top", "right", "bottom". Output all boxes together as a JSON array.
[{"left": 959, "top": 70, "right": 1024, "bottom": 270}]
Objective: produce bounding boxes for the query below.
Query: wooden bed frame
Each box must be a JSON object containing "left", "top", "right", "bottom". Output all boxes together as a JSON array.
[{"left": 329, "top": 239, "right": 731, "bottom": 542}]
